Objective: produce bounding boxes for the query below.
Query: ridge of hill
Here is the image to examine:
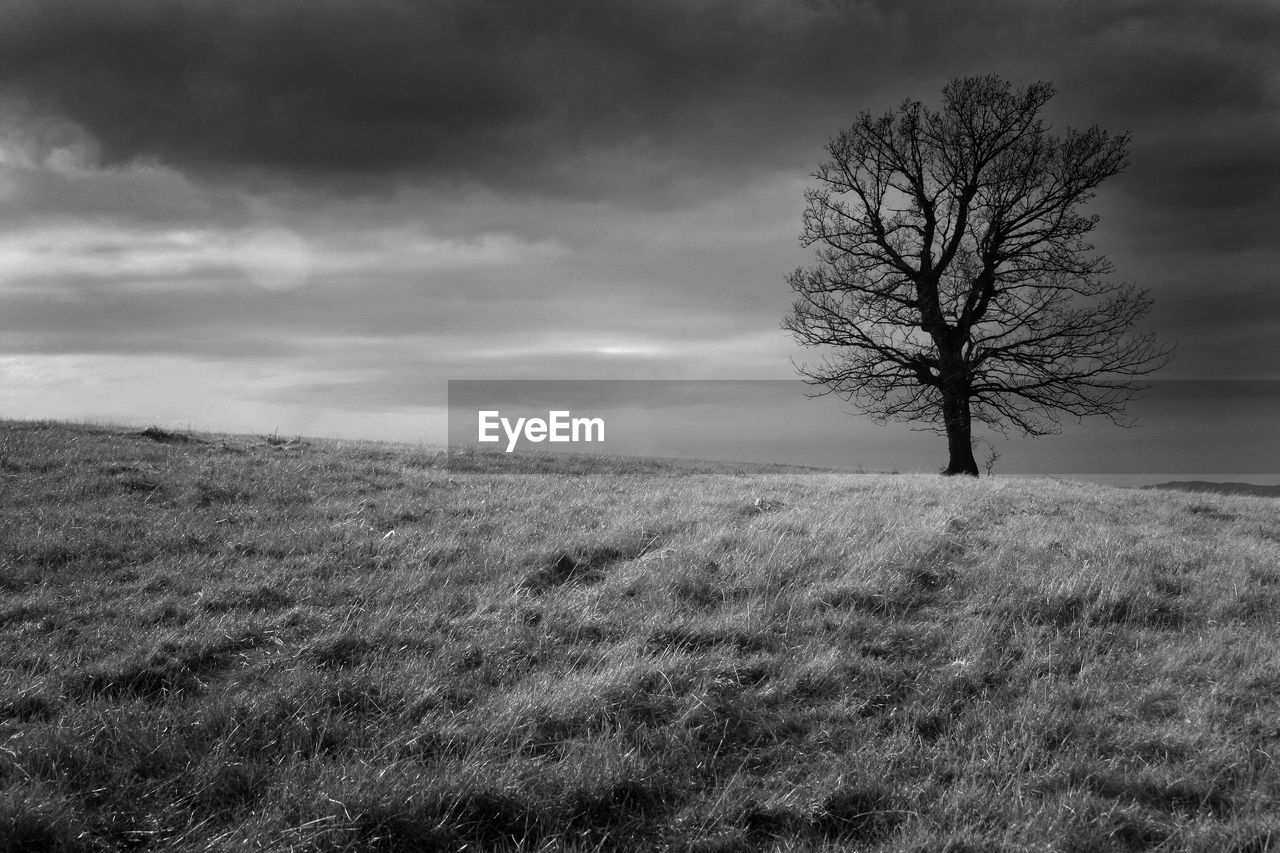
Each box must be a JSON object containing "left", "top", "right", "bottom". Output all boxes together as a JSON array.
[{"left": 1144, "top": 480, "right": 1280, "bottom": 498}]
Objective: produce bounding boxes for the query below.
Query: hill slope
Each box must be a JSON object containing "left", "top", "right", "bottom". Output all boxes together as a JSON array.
[
  {"left": 2, "top": 420, "right": 1279, "bottom": 852},
  {"left": 1144, "top": 480, "right": 1280, "bottom": 499}
]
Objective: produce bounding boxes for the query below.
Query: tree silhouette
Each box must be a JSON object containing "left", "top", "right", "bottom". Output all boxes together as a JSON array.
[{"left": 783, "top": 75, "right": 1173, "bottom": 476}]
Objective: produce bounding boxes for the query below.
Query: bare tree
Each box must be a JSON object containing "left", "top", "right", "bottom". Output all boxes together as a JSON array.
[{"left": 783, "top": 75, "right": 1174, "bottom": 476}]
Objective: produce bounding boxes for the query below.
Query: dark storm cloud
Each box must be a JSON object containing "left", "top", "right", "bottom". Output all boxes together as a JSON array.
[
  {"left": 1, "top": 0, "right": 837, "bottom": 193},
  {"left": 1047, "top": 2, "right": 1280, "bottom": 250},
  {"left": 1, "top": 0, "right": 1273, "bottom": 217},
  {"left": 0, "top": 0, "right": 1032, "bottom": 196},
  {"left": 4, "top": 0, "right": 1276, "bottom": 201}
]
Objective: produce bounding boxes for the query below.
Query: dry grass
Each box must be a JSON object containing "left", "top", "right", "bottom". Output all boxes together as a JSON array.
[{"left": 1, "top": 419, "right": 1278, "bottom": 852}]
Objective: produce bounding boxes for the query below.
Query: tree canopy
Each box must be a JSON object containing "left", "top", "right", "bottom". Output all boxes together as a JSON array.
[{"left": 783, "top": 75, "right": 1174, "bottom": 475}]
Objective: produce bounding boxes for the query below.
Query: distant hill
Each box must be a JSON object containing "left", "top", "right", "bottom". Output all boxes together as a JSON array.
[{"left": 1143, "top": 480, "right": 1280, "bottom": 498}]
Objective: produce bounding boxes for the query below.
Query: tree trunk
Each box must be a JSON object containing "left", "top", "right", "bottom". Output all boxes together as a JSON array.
[
  {"left": 934, "top": 336, "right": 979, "bottom": 477},
  {"left": 940, "top": 386, "right": 979, "bottom": 477}
]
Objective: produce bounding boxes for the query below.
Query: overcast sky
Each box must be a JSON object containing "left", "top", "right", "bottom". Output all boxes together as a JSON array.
[{"left": 1, "top": 0, "right": 1277, "bottom": 470}]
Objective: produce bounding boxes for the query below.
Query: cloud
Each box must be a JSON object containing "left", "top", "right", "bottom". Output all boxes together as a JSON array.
[
  {"left": 4, "top": 0, "right": 1276, "bottom": 207},
  {"left": 0, "top": 220, "right": 563, "bottom": 292},
  {"left": 0, "top": 0, "right": 980, "bottom": 198},
  {"left": 2, "top": 0, "right": 1278, "bottom": 447},
  {"left": 0, "top": 100, "right": 101, "bottom": 172}
]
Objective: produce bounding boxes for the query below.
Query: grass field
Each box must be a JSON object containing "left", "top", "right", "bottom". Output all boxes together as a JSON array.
[{"left": 2, "top": 420, "right": 1279, "bottom": 852}]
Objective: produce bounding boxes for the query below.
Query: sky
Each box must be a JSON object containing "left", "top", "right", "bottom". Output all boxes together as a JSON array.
[{"left": 1, "top": 0, "right": 1277, "bottom": 476}]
